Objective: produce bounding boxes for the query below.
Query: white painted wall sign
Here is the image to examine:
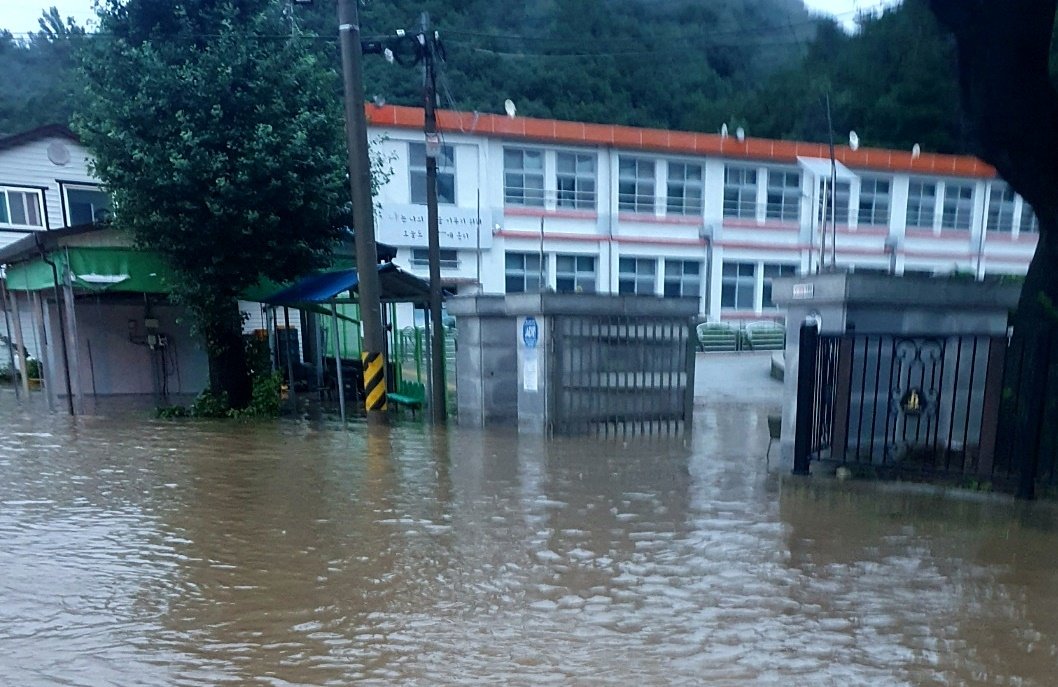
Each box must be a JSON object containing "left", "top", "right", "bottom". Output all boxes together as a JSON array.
[{"left": 375, "top": 203, "right": 493, "bottom": 249}]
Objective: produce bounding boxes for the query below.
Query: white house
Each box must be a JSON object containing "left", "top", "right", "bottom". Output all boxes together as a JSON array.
[{"left": 365, "top": 105, "right": 1036, "bottom": 323}]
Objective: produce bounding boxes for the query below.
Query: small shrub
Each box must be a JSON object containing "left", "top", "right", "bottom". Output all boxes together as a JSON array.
[
  {"left": 190, "top": 388, "right": 230, "bottom": 418},
  {"left": 229, "top": 372, "right": 282, "bottom": 419}
]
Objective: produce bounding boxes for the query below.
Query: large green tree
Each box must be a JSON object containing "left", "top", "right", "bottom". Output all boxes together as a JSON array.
[
  {"left": 75, "top": 0, "right": 348, "bottom": 407},
  {"left": 927, "top": 0, "right": 1058, "bottom": 498}
]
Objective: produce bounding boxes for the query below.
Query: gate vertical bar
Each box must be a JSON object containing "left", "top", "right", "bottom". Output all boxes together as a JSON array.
[{"left": 793, "top": 322, "right": 819, "bottom": 475}]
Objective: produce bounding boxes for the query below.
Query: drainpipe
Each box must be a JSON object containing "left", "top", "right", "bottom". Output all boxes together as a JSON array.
[{"left": 37, "top": 236, "right": 74, "bottom": 415}]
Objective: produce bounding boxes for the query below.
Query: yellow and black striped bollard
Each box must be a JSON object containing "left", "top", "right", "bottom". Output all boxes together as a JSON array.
[{"left": 361, "top": 351, "right": 387, "bottom": 412}]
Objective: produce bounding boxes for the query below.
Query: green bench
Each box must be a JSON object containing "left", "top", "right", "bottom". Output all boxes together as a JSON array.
[
  {"left": 696, "top": 322, "right": 739, "bottom": 352},
  {"left": 388, "top": 379, "right": 425, "bottom": 416},
  {"left": 743, "top": 321, "right": 786, "bottom": 351}
]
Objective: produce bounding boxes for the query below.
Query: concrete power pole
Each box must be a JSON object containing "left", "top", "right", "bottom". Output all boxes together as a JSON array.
[
  {"left": 421, "top": 12, "right": 447, "bottom": 423},
  {"left": 338, "top": 0, "right": 388, "bottom": 421}
]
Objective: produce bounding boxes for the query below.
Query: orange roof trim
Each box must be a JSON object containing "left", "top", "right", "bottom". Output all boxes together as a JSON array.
[{"left": 366, "top": 104, "right": 996, "bottom": 179}]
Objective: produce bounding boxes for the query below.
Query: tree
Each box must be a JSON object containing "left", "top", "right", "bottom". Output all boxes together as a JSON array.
[
  {"left": 75, "top": 0, "right": 348, "bottom": 407},
  {"left": 927, "top": 0, "right": 1058, "bottom": 497}
]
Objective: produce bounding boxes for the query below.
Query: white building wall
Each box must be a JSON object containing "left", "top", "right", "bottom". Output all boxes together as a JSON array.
[{"left": 0, "top": 135, "right": 99, "bottom": 250}]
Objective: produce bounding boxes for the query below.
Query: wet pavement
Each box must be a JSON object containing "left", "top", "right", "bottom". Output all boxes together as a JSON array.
[{"left": 1, "top": 378, "right": 1058, "bottom": 685}]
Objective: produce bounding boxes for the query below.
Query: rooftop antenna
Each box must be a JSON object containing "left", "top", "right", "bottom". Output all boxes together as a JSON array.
[
  {"left": 504, "top": 99, "right": 517, "bottom": 118},
  {"left": 849, "top": 130, "right": 860, "bottom": 151}
]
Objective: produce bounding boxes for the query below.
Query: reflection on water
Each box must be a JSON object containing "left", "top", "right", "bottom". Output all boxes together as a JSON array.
[{"left": 1, "top": 389, "right": 1057, "bottom": 685}]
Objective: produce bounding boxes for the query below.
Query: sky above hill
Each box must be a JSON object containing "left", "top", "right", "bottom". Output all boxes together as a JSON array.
[{"left": 4, "top": 0, "right": 902, "bottom": 35}]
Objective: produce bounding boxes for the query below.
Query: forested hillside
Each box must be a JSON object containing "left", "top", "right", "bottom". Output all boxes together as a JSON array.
[{"left": 0, "top": 0, "right": 1005, "bottom": 154}]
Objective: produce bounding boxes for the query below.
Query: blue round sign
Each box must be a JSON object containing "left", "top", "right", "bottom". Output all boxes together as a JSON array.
[{"left": 522, "top": 317, "right": 539, "bottom": 349}]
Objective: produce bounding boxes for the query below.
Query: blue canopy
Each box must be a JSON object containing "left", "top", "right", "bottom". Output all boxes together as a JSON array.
[{"left": 261, "top": 262, "right": 434, "bottom": 306}]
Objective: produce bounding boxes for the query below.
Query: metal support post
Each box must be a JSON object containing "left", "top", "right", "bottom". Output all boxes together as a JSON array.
[
  {"left": 422, "top": 11, "right": 447, "bottom": 423},
  {"left": 792, "top": 322, "right": 819, "bottom": 475}
]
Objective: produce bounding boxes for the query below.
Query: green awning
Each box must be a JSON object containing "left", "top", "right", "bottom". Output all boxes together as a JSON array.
[{"left": 5, "top": 247, "right": 178, "bottom": 293}]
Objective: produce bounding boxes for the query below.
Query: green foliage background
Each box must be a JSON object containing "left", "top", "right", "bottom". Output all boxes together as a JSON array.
[{"left": 0, "top": 0, "right": 985, "bottom": 154}]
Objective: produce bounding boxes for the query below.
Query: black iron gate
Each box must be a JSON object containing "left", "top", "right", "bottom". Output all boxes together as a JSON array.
[{"left": 794, "top": 326, "right": 1010, "bottom": 482}]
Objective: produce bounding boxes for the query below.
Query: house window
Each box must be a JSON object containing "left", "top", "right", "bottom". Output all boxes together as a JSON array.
[
  {"left": 817, "top": 180, "right": 851, "bottom": 225},
  {"left": 64, "top": 186, "right": 112, "bottom": 226},
  {"left": 556, "top": 152, "right": 596, "bottom": 210},
  {"left": 504, "top": 148, "right": 545, "bottom": 207},
  {"left": 0, "top": 187, "right": 44, "bottom": 228},
  {"left": 411, "top": 248, "right": 458, "bottom": 269},
  {"left": 857, "top": 177, "right": 890, "bottom": 226},
  {"left": 1020, "top": 203, "right": 1040, "bottom": 234},
  {"left": 618, "top": 157, "right": 655, "bottom": 213},
  {"left": 987, "top": 182, "right": 1016, "bottom": 232},
  {"left": 762, "top": 264, "right": 797, "bottom": 308},
  {"left": 721, "top": 262, "right": 756, "bottom": 309},
  {"left": 765, "top": 170, "right": 800, "bottom": 222},
  {"left": 941, "top": 182, "right": 974, "bottom": 230},
  {"left": 618, "top": 257, "right": 656, "bottom": 295},
  {"left": 723, "top": 166, "right": 757, "bottom": 219},
  {"left": 663, "top": 259, "right": 701, "bottom": 298},
  {"left": 666, "top": 162, "right": 703, "bottom": 216},
  {"left": 409, "top": 142, "right": 455, "bottom": 205},
  {"left": 505, "top": 252, "right": 545, "bottom": 293},
  {"left": 555, "top": 255, "right": 596, "bottom": 293},
  {"left": 906, "top": 180, "right": 937, "bottom": 229}
]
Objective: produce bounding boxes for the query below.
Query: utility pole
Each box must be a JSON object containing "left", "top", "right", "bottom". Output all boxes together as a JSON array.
[
  {"left": 825, "top": 91, "right": 838, "bottom": 269},
  {"left": 421, "top": 12, "right": 447, "bottom": 423},
  {"left": 338, "top": 0, "right": 388, "bottom": 420}
]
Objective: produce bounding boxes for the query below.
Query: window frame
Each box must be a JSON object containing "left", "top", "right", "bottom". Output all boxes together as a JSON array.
[
  {"left": 0, "top": 185, "right": 45, "bottom": 229},
  {"left": 555, "top": 254, "right": 597, "bottom": 293},
  {"left": 765, "top": 169, "right": 801, "bottom": 223},
  {"left": 411, "top": 248, "right": 459, "bottom": 269},
  {"left": 665, "top": 161, "right": 704, "bottom": 216},
  {"left": 940, "top": 182, "right": 974, "bottom": 231},
  {"left": 409, "top": 142, "right": 456, "bottom": 205},
  {"left": 503, "top": 148, "right": 545, "bottom": 207},
  {"left": 663, "top": 259, "right": 701, "bottom": 299},
  {"left": 720, "top": 261, "right": 756, "bottom": 310},
  {"left": 817, "top": 179, "right": 851, "bottom": 226},
  {"left": 762, "top": 264, "right": 797, "bottom": 309},
  {"left": 618, "top": 157, "right": 656, "bottom": 214},
  {"left": 723, "top": 165, "right": 758, "bottom": 219},
  {"left": 906, "top": 180, "right": 938, "bottom": 229},
  {"left": 987, "top": 181, "right": 1017, "bottom": 233},
  {"left": 504, "top": 251, "right": 545, "bottom": 293},
  {"left": 617, "top": 256, "right": 657, "bottom": 295},
  {"left": 555, "top": 152, "right": 597, "bottom": 210},
  {"left": 857, "top": 177, "right": 891, "bottom": 227}
]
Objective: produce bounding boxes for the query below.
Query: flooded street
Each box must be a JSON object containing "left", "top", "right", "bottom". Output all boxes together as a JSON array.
[{"left": 2, "top": 385, "right": 1058, "bottom": 686}]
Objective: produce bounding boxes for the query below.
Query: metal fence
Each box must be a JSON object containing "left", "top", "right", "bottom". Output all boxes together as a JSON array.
[
  {"left": 550, "top": 315, "right": 695, "bottom": 437},
  {"left": 794, "top": 326, "right": 1013, "bottom": 484}
]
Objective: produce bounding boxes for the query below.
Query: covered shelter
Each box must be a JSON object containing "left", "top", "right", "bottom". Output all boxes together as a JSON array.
[{"left": 257, "top": 261, "right": 437, "bottom": 421}]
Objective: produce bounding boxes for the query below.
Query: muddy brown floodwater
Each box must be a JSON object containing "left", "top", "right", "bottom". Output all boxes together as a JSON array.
[{"left": 2, "top": 388, "right": 1058, "bottom": 686}]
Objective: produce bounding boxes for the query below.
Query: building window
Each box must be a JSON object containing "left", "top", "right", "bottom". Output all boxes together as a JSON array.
[
  {"left": 723, "top": 166, "right": 757, "bottom": 219},
  {"left": 666, "top": 162, "right": 703, "bottom": 216},
  {"left": 618, "top": 257, "right": 656, "bottom": 295},
  {"left": 762, "top": 264, "right": 797, "bottom": 308},
  {"left": 663, "top": 259, "right": 701, "bottom": 298},
  {"left": 987, "top": 182, "right": 1016, "bottom": 232},
  {"left": 411, "top": 248, "right": 458, "bottom": 269},
  {"left": 504, "top": 148, "right": 545, "bottom": 207},
  {"left": 941, "top": 182, "right": 974, "bottom": 230},
  {"left": 555, "top": 255, "right": 596, "bottom": 293},
  {"left": 409, "top": 142, "right": 455, "bottom": 205},
  {"left": 556, "top": 152, "right": 596, "bottom": 210},
  {"left": 906, "top": 180, "right": 937, "bottom": 229},
  {"left": 1020, "top": 203, "right": 1040, "bottom": 234},
  {"left": 857, "top": 177, "right": 890, "bottom": 226},
  {"left": 505, "top": 252, "right": 545, "bottom": 293},
  {"left": 817, "top": 180, "right": 851, "bottom": 226},
  {"left": 64, "top": 186, "right": 112, "bottom": 226},
  {"left": 618, "top": 157, "right": 655, "bottom": 213},
  {"left": 0, "top": 187, "right": 44, "bottom": 228},
  {"left": 765, "top": 170, "right": 800, "bottom": 222},
  {"left": 721, "top": 262, "right": 756, "bottom": 309}
]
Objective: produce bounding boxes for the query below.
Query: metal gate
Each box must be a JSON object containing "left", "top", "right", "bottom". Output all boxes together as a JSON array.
[
  {"left": 549, "top": 315, "right": 696, "bottom": 437},
  {"left": 794, "top": 326, "right": 1007, "bottom": 479}
]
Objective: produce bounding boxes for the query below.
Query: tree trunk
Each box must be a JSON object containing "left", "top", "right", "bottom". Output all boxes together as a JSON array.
[{"left": 202, "top": 297, "right": 252, "bottom": 409}]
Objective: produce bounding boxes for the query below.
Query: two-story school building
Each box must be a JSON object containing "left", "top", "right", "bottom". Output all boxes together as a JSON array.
[{"left": 366, "top": 105, "right": 1036, "bottom": 322}]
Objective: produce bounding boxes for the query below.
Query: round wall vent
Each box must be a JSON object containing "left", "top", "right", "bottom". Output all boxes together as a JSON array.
[{"left": 47, "top": 141, "right": 71, "bottom": 166}]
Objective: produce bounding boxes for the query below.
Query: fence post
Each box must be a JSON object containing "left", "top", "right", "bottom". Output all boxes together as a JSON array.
[
  {"left": 793, "top": 321, "right": 819, "bottom": 476},
  {"left": 1016, "top": 332, "right": 1051, "bottom": 500}
]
